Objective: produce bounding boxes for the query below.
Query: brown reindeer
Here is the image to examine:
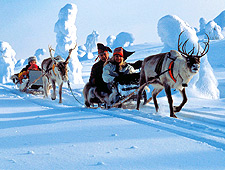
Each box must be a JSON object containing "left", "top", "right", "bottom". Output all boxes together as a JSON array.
[
  {"left": 41, "top": 45, "right": 76, "bottom": 103},
  {"left": 136, "top": 32, "right": 209, "bottom": 118}
]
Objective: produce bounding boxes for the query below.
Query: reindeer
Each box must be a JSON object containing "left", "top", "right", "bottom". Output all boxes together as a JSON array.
[
  {"left": 136, "top": 31, "right": 209, "bottom": 118},
  {"left": 83, "top": 82, "right": 111, "bottom": 108},
  {"left": 41, "top": 45, "right": 76, "bottom": 103}
]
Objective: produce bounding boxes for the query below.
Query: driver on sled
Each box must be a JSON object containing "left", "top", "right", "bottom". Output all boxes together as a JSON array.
[
  {"left": 11, "top": 56, "right": 41, "bottom": 90},
  {"left": 102, "top": 47, "right": 140, "bottom": 104}
]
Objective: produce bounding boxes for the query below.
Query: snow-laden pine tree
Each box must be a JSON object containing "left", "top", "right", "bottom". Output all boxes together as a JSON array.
[
  {"left": 34, "top": 48, "right": 46, "bottom": 63},
  {"left": 54, "top": 3, "right": 83, "bottom": 84},
  {"left": 205, "top": 21, "right": 224, "bottom": 40},
  {"left": 0, "top": 41, "right": 16, "bottom": 83}
]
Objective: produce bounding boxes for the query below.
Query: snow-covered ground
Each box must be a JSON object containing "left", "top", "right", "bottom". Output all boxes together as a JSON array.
[{"left": 1, "top": 42, "right": 225, "bottom": 170}]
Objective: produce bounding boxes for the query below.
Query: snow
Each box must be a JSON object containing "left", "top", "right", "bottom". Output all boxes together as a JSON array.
[{"left": 1, "top": 3, "right": 225, "bottom": 170}]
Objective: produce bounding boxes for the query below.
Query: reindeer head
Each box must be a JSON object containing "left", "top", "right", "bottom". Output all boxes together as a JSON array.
[
  {"left": 178, "top": 31, "right": 209, "bottom": 73},
  {"left": 48, "top": 44, "right": 77, "bottom": 82}
]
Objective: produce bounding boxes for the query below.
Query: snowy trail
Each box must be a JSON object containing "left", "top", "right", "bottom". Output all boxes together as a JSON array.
[{"left": 1, "top": 84, "right": 225, "bottom": 151}]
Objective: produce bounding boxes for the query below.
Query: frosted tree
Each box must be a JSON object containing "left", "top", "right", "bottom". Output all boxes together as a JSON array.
[
  {"left": 84, "top": 30, "right": 99, "bottom": 53},
  {"left": 205, "top": 21, "right": 224, "bottom": 40},
  {"left": 34, "top": 48, "right": 46, "bottom": 63},
  {"left": 54, "top": 3, "right": 83, "bottom": 84},
  {"left": 197, "top": 17, "right": 207, "bottom": 36},
  {"left": 15, "top": 59, "right": 25, "bottom": 70},
  {"left": 214, "top": 10, "right": 225, "bottom": 30},
  {"left": 158, "top": 15, "right": 219, "bottom": 99},
  {"left": 112, "top": 32, "right": 134, "bottom": 49},
  {"left": 106, "top": 35, "right": 116, "bottom": 48},
  {"left": 0, "top": 41, "right": 16, "bottom": 83}
]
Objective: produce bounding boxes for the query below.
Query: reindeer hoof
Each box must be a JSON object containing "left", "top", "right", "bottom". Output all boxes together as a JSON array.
[
  {"left": 51, "top": 97, "right": 56, "bottom": 100},
  {"left": 170, "top": 114, "right": 177, "bottom": 118}
]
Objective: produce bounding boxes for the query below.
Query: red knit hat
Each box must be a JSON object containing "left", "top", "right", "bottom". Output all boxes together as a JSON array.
[{"left": 113, "top": 47, "right": 123, "bottom": 57}]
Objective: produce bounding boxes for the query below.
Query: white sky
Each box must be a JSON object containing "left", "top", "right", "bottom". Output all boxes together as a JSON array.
[{"left": 0, "top": 0, "right": 225, "bottom": 60}]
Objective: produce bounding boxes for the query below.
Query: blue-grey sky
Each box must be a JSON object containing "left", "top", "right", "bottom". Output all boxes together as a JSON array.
[{"left": 0, "top": 0, "right": 224, "bottom": 60}]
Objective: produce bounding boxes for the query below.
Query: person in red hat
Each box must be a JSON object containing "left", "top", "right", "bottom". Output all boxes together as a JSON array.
[
  {"left": 13, "top": 56, "right": 41, "bottom": 84},
  {"left": 88, "top": 43, "right": 112, "bottom": 94},
  {"left": 102, "top": 47, "right": 135, "bottom": 92}
]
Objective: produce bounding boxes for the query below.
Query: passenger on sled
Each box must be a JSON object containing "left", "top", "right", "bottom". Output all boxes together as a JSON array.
[
  {"left": 11, "top": 56, "right": 41, "bottom": 90},
  {"left": 102, "top": 47, "right": 140, "bottom": 103},
  {"left": 89, "top": 43, "right": 112, "bottom": 96}
]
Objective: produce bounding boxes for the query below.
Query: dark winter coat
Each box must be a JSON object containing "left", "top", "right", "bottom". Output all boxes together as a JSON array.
[{"left": 89, "top": 60, "right": 110, "bottom": 94}]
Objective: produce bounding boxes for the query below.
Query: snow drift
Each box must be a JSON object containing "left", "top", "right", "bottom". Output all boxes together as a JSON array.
[{"left": 157, "top": 15, "right": 219, "bottom": 99}]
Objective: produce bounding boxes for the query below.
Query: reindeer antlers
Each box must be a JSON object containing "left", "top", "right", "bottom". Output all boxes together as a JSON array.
[
  {"left": 48, "top": 45, "right": 55, "bottom": 58},
  {"left": 48, "top": 43, "right": 77, "bottom": 64},
  {"left": 178, "top": 31, "right": 210, "bottom": 58},
  {"left": 65, "top": 43, "right": 77, "bottom": 64}
]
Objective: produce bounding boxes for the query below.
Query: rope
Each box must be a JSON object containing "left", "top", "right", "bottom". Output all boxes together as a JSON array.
[{"left": 67, "top": 80, "right": 84, "bottom": 106}]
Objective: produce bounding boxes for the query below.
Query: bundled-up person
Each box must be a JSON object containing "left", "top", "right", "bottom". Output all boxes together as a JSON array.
[
  {"left": 17, "top": 56, "right": 41, "bottom": 83},
  {"left": 11, "top": 56, "right": 41, "bottom": 85},
  {"left": 102, "top": 47, "right": 136, "bottom": 92},
  {"left": 89, "top": 43, "right": 112, "bottom": 95}
]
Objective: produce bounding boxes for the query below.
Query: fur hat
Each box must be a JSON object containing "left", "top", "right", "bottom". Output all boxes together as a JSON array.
[
  {"left": 113, "top": 47, "right": 135, "bottom": 60},
  {"left": 97, "top": 43, "right": 112, "bottom": 54},
  {"left": 28, "top": 56, "right": 37, "bottom": 63}
]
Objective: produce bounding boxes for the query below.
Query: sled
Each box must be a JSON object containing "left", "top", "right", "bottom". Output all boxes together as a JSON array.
[
  {"left": 11, "top": 70, "right": 44, "bottom": 95},
  {"left": 110, "top": 78, "right": 148, "bottom": 108},
  {"left": 25, "top": 70, "right": 44, "bottom": 95}
]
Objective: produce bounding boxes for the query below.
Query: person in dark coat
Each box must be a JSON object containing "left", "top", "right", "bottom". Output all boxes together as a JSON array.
[{"left": 89, "top": 43, "right": 112, "bottom": 94}]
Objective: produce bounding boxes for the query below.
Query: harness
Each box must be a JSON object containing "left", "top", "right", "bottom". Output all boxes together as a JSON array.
[
  {"left": 155, "top": 52, "right": 177, "bottom": 83},
  {"left": 168, "top": 61, "right": 176, "bottom": 83},
  {"left": 52, "top": 64, "right": 57, "bottom": 76}
]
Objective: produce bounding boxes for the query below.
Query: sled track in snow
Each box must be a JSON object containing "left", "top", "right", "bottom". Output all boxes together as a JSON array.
[{"left": 2, "top": 84, "right": 225, "bottom": 151}]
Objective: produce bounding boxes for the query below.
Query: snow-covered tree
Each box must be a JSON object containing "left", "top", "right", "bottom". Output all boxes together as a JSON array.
[
  {"left": 15, "top": 59, "right": 25, "bottom": 70},
  {"left": 205, "top": 21, "right": 224, "bottom": 40},
  {"left": 106, "top": 35, "right": 116, "bottom": 48},
  {"left": 112, "top": 32, "right": 134, "bottom": 49},
  {"left": 214, "top": 10, "right": 225, "bottom": 30},
  {"left": 54, "top": 3, "right": 83, "bottom": 84},
  {"left": 34, "top": 48, "right": 46, "bottom": 62},
  {"left": 0, "top": 41, "right": 16, "bottom": 83},
  {"left": 158, "top": 15, "right": 219, "bottom": 99},
  {"left": 197, "top": 17, "right": 207, "bottom": 36},
  {"left": 84, "top": 30, "right": 99, "bottom": 53}
]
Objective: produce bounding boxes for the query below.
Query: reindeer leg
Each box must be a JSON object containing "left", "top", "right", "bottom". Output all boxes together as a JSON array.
[
  {"left": 164, "top": 85, "right": 177, "bottom": 118},
  {"left": 43, "top": 76, "right": 49, "bottom": 98},
  {"left": 174, "top": 88, "right": 187, "bottom": 113},
  {"left": 152, "top": 88, "right": 162, "bottom": 112},
  {"left": 59, "top": 83, "right": 63, "bottom": 103},
  {"left": 51, "top": 80, "right": 56, "bottom": 100},
  {"left": 142, "top": 90, "right": 148, "bottom": 105},
  {"left": 136, "top": 75, "right": 146, "bottom": 110}
]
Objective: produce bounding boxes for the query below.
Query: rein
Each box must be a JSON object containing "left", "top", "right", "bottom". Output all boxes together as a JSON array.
[{"left": 67, "top": 80, "right": 84, "bottom": 106}]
